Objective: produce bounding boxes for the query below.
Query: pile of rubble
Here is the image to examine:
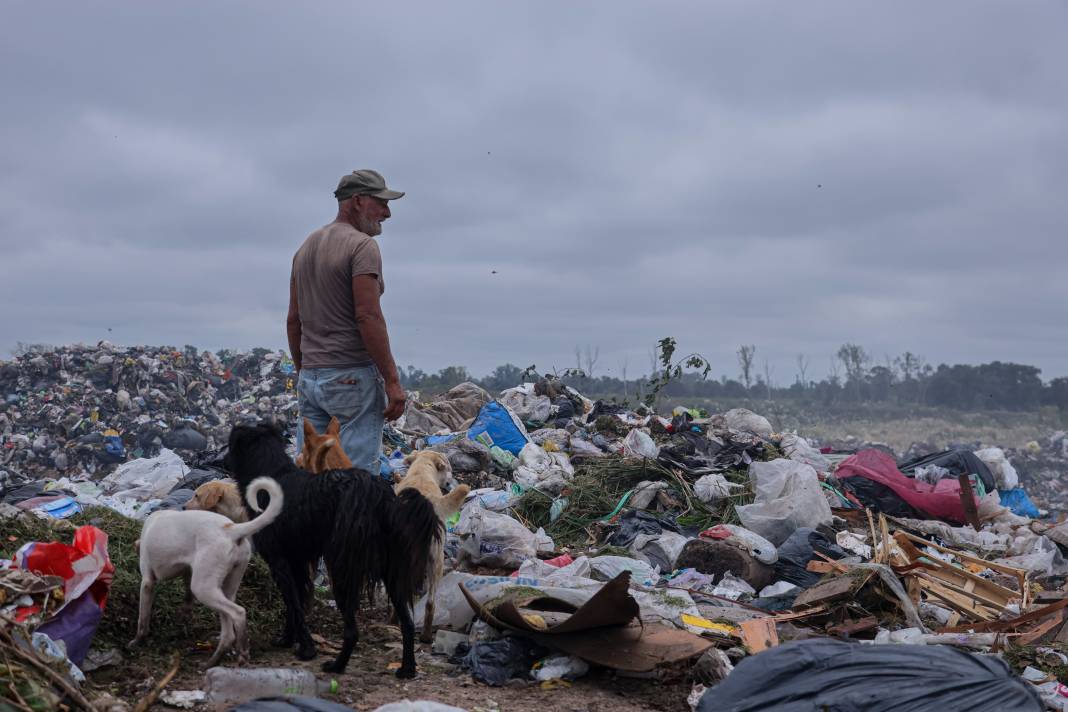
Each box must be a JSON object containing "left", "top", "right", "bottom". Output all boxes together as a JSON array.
[{"left": 4, "top": 345, "right": 1068, "bottom": 711}]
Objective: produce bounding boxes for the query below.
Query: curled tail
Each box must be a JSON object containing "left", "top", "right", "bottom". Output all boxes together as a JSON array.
[
  {"left": 225, "top": 477, "right": 284, "bottom": 540},
  {"left": 389, "top": 489, "right": 444, "bottom": 608}
]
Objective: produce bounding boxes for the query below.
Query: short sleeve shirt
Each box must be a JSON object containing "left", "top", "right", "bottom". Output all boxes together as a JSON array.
[{"left": 291, "top": 222, "right": 385, "bottom": 368}]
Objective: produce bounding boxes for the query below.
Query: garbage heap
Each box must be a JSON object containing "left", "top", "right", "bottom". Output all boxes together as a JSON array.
[
  {"left": 0, "top": 341, "right": 297, "bottom": 494},
  {"left": 3, "top": 351, "right": 1068, "bottom": 711},
  {"left": 390, "top": 381, "right": 1064, "bottom": 711}
]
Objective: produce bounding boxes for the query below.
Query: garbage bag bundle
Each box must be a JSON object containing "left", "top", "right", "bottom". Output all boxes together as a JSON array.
[{"left": 697, "top": 639, "right": 1042, "bottom": 712}]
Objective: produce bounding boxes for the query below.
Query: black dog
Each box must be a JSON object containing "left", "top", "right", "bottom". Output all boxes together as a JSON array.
[{"left": 223, "top": 423, "right": 441, "bottom": 677}]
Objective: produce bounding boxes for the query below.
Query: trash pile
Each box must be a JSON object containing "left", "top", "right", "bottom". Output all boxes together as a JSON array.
[{"left": 4, "top": 346, "right": 1068, "bottom": 710}]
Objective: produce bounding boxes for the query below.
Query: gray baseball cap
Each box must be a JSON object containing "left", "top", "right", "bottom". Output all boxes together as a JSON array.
[{"left": 334, "top": 169, "right": 405, "bottom": 201}]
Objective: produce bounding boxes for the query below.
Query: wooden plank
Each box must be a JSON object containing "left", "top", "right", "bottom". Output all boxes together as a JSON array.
[
  {"left": 770, "top": 605, "right": 829, "bottom": 622},
  {"left": 1017, "top": 610, "right": 1065, "bottom": 646},
  {"left": 897, "top": 532, "right": 1028, "bottom": 583},
  {"left": 793, "top": 575, "right": 863, "bottom": 608},
  {"left": 827, "top": 616, "right": 879, "bottom": 637},
  {"left": 958, "top": 474, "right": 981, "bottom": 531},
  {"left": 739, "top": 618, "right": 779, "bottom": 654},
  {"left": 919, "top": 579, "right": 998, "bottom": 621},
  {"left": 806, "top": 560, "right": 837, "bottom": 574},
  {"left": 915, "top": 572, "right": 1010, "bottom": 612}
]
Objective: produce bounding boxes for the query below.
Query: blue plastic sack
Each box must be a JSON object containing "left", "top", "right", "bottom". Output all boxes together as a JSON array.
[
  {"left": 998, "top": 488, "right": 1040, "bottom": 518},
  {"left": 467, "top": 401, "right": 529, "bottom": 455}
]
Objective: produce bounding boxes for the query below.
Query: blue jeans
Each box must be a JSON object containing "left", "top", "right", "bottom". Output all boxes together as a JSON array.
[{"left": 296, "top": 365, "right": 384, "bottom": 476}]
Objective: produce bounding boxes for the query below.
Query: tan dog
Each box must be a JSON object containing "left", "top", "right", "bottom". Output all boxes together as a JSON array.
[
  {"left": 395, "top": 450, "right": 470, "bottom": 642},
  {"left": 296, "top": 417, "right": 353, "bottom": 473},
  {"left": 186, "top": 479, "right": 248, "bottom": 522}
]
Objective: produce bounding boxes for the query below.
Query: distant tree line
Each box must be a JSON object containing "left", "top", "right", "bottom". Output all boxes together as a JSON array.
[{"left": 400, "top": 343, "right": 1068, "bottom": 414}]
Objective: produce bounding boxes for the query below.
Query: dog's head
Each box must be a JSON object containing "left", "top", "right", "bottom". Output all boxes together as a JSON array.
[
  {"left": 403, "top": 450, "right": 454, "bottom": 489},
  {"left": 186, "top": 480, "right": 239, "bottom": 518},
  {"left": 224, "top": 423, "right": 288, "bottom": 484},
  {"left": 298, "top": 417, "right": 353, "bottom": 473}
]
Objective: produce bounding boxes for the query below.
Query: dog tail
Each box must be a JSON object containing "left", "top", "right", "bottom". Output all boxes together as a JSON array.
[
  {"left": 388, "top": 488, "right": 443, "bottom": 608},
  {"left": 224, "top": 477, "right": 284, "bottom": 540},
  {"left": 433, "top": 484, "right": 471, "bottom": 521}
]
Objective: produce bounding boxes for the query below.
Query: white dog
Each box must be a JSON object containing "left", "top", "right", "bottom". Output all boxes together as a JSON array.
[{"left": 129, "top": 477, "right": 283, "bottom": 666}]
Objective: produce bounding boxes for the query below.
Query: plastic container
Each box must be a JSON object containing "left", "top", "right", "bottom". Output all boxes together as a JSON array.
[{"left": 204, "top": 667, "right": 338, "bottom": 707}]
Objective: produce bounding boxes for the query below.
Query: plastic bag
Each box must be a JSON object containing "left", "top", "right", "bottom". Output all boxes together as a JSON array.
[
  {"left": 700, "top": 524, "right": 778, "bottom": 564},
  {"left": 17, "top": 525, "right": 114, "bottom": 666},
  {"left": 694, "top": 473, "right": 738, "bottom": 504},
  {"left": 589, "top": 555, "right": 659, "bottom": 586},
  {"left": 498, "top": 386, "right": 552, "bottom": 424},
  {"left": 99, "top": 448, "right": 189, "bottom": 500},
  {"left": 532, "top": 655, "right": 589, "bottom": 681},
  {"left": 454, "top": 502, "right": 542, "bottom": 568},
  {"left": 779, "top": 433, "right": 831, "bottom": 472},
  {"left": 467, "top": 401, "right": 530, "bottom": 455},
  {"left": 631, "top": 531, "right": 689, "bottom": 572},
  {"left": 622, "top": 429, "right": 659, "bottom": 459},
  {"left": 735, "top": 460, "right": 833, "bottom": 545},
  {"left": 697, "top": 639, "right": 1043, "bottom": 712},
  {"left": 975, "top": 447, "right": 1019, "bottom": 490},
  {"left": 773, "top": 527, "right": 848, "bottom": 589},
  {"left": 722, "top": 409, "right": 773, "bottom": 438}
]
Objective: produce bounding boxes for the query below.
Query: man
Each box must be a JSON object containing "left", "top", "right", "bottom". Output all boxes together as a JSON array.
[{"left": 287, "top": 169, "right": 406, "bottom": 475}]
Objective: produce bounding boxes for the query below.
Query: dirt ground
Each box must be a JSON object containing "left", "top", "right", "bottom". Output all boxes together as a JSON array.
[{"left": 86, "top": 605, "right": 692, "bottom": 712}]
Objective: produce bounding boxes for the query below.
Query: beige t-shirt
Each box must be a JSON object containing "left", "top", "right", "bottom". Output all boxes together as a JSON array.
[{"left": 291, "top": 222, "right": 385, "bottom": 369}]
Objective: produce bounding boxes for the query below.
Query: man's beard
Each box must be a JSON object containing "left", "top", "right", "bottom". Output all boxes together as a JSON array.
[{"left": 355, "top": 214, "right": 381, "bottom": 236}]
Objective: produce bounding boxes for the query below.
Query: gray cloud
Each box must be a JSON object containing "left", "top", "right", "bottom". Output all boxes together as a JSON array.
[{"left": 2, "top": 1, "right": 1066, "bottom": 384}]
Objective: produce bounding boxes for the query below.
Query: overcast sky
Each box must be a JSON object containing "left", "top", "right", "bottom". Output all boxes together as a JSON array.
[{"left": 2, "top": 2, "right": 1066, "bottom": 385}]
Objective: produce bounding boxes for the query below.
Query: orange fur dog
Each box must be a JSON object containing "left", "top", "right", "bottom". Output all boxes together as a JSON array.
[
  {"left": 395, "top": 450, "right": 470, "bottom": 642},
  {"left": 295, "top": 417, "right": 353, "bottom": 473},
  {"left": 186, "top": 479, "right": 248, "bottom": 523}
]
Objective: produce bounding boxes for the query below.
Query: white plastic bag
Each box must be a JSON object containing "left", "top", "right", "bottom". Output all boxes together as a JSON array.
[
  {"left": 631, "top": 531, "right": 690, "bottom": 571},
  {"left": 974, "top": 447, "right": 1019, "bottom": 490},
  {"left": 499, "top": 385, "right": 552, "bottom": 423},
  {"left": 622, "top": 429, "right": 660, "bottom": 459},
  {"left": 532, "top": 655, "right": 589, "bottom": 681},
  {"left": 779, "top": 433, "right": 832, "bottom": 472},
  {"left": 693, "top": 473, "right": 738, "bottom": 504},
  {"left": 454, "top": 502, "right": 540, "bottom": 568},
  {"left": 723, "top": 409, "right": 773, "bottom": 438},
  {"left": 735, "top": 459, "right": 833, "bottom": 545},
  {"left": 589, "top": 555, "right": 659, "bottom": 586},
  {"left": 99, "top": 448, "right": 189, "bottom": 500},
  {"left": 513, "top": 443, "right": 574, "bottom": 495}
]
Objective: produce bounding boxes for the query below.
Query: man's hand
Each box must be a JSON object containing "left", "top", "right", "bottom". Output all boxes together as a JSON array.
[{"left": 384, "top": 380, "right": 406, "bottom": 421}]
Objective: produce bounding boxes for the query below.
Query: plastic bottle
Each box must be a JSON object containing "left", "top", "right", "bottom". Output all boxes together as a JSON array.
[{"left": 203, "top": 667, "right": 338, "bottom": 707}]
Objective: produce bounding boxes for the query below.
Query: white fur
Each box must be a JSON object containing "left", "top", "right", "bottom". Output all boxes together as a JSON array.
[{"left": 128, "top": 477, "right": 283, "bottom": 666}]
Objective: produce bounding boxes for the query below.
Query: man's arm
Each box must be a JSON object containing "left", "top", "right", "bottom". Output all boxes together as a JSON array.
[
  {"left": 352, "top": 275, "right": 405, "bottom": 420},
  {"left": 286, "top": 276, "right": 302, "bottom": 372}
]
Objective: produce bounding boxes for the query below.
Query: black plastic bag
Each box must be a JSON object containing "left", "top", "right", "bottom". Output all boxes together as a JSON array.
[
  {"left": 606, "top": 510, "right": 682, "bottom": 548},
  {"left": 899, "top": 449, "right": 996, "bottom": 493},
  {"left": 698, "top": 639, "right": 1042, "bottom": 712},
  {"left": 774, "top": 528, "right": 848, "bottom": 589},
  {"left": 839, "top": 477, "right": 923, "bottom": 519}
]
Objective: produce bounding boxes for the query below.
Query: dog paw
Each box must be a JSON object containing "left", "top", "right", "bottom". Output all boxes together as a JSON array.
[
  {"left": 395, "top": 665, "right": 416, "bottom": 679},
  {"left": 296, "top": 645, "right": 317, "bottom": 661},
  {"left": 271, "top": 634, "right": 294, "bottom": 648},
  {"left": 321, "top": 660, "right": 344, "bottom": 674},
  {"left": 126, "top": 638, "right": 141, "bottom": 649}
]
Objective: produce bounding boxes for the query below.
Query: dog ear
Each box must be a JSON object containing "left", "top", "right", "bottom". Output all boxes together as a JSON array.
[
  {"left": 327, "top": 417, "right": 341, "bottom": 436},
  {"left": 303, "top": 418, "right": 317, "bottom": 441},
  {"left": 403, "top": 451, "right": 418, "bottom": 465},
  {"left": 200, "top": 484, "right": 224, "bottom": 510}
]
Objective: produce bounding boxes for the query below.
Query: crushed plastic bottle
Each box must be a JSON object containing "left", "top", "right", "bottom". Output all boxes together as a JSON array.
[{"left": 204, "top": 667, "right": 338, "bottom": 707}]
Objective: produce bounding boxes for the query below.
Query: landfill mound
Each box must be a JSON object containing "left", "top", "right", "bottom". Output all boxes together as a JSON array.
[{"left": 2, "top": 344, "right": 1068, "bottom": 711}]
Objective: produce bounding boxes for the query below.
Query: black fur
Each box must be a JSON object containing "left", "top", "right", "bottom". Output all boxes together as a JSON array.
[{"left": 223, "top": 423, "right": 441, "bottom": 677}]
